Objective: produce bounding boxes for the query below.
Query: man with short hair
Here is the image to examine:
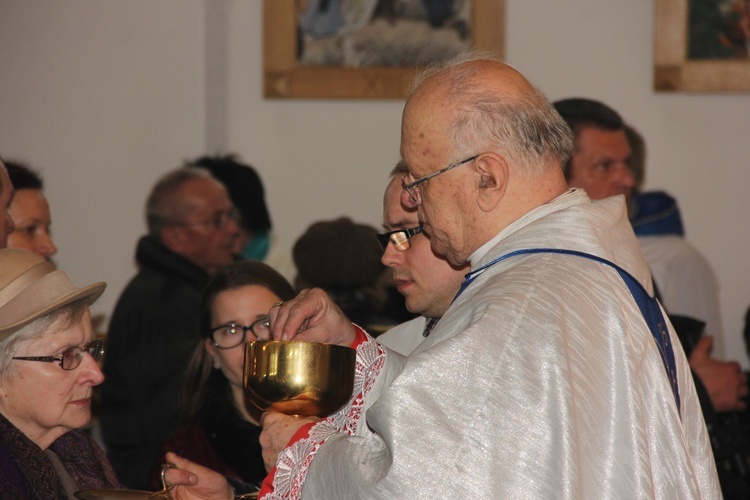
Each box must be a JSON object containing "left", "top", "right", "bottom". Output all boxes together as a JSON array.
[
  {"left": 99, "top": 166, "right": 240, "bottom": 489},
  {"left": 189, "top": 154, "right": 296, "bottom": 283},
  {"left": 0, "top": 159, "right": 15, "bottom": 248},
  {"left": 553, "top": 97, "right": 635, "bottom": 202},
  {"left": 554, "top": 99, "right": 748, "bottom": 496},
  {"left": 250, "top": 56, "right": 719, "bottom": 498},
  {"left": 377, "top": 164, "right": 468, "bottom": 355},
  {"left": 554, "top": 97, "right": 747, "bottom": 416}
]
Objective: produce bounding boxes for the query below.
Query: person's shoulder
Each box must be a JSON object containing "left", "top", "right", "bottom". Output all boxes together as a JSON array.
[
  {"left": 117, "top": 266, "right": 168, "bottom": 296},
  {"left": 109, "top": 270, "right": 172, "bottom": 323},
  {"left": 134, "top": 236, "right": 209, "bottom": 287},
  {"left": 638, "top": 234, "right": 712, "bottom": 268},
  {"left": 378, "top": 316, "right": 427, "bottom": 356},
  {"left": 113, "top": 262, "right": 204, "bottom": 311}
]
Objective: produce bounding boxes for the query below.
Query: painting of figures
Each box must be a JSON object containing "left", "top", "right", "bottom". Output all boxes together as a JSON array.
[
  {"left": 263, "top": 0, "right": 503, "bottom": 98},
  {"left": 297, "top": 0, "right": 472, "bottom": 67}
]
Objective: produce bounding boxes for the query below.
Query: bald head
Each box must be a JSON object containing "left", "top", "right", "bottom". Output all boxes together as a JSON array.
[
  {"left": 398, "top": 55, "right": 572, "bottom": 264},
  {"left": 404, "top": 57, "right": 572, "bottom": 177}
]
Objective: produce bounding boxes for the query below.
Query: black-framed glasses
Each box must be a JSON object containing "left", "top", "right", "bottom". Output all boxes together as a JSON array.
[
  {"left": 12, "top": 339, "right": 106, "bottom": 371},
  {"left": 171, "top": 207, "right": 240, "bottom": 230},
  {"left": 402, "top": 154, "right": 479, "bottom": 205},
  {"left": 210, "top": 317, "right": 271, "bottom": 349},
  {"left": 376, "top": 225, "right": 423, "bottom": 252}
]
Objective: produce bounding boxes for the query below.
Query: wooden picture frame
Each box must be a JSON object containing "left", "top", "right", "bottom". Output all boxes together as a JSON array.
[
  {"left": 263, "top": 0, "right": 505, "bottom": 99},
  {"left": 654, "top": 0, "right": 750, "bottom": 92}
]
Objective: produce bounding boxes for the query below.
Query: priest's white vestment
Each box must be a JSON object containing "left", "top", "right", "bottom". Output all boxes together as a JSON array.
[{"left": 264, "top": 190, "right": 721, "bottom": 499}]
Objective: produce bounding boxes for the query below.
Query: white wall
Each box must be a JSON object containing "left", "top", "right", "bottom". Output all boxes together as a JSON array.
[
  {"left": 0, "top": 0, "right": 207, "bottom": 332},
  {"left": 1, "top": 0, "right": 749, "bottom": 366}
]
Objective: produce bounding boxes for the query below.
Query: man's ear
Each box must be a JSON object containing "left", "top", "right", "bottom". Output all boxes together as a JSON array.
[
  {"left": 475, "top": 153, "right": 508, "bottom": 212},
  {"left": 160, "top": 226, "right": 185, "bottom": 254}
]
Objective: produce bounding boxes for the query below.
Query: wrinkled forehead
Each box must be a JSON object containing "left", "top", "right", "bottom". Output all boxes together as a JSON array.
[{"left": 401, "top": 127, "right": 454, "bottom": 177}]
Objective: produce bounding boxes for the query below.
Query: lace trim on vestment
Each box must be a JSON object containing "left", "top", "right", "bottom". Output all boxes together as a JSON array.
[{"left": 260, "top": 330, "right": 385, "bottom": 499}]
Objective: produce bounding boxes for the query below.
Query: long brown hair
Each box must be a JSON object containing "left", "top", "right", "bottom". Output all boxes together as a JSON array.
[{"left": 179, "top": 260, "right": 296, "bottom": 423}]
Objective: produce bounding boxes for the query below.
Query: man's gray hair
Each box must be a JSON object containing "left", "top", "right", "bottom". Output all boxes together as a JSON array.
[
  {"left": 145, "top": 166, "right": 213, "bottom": 238},
  {"left": 410, "top": 52, "right": 573, "bottom": 176}
]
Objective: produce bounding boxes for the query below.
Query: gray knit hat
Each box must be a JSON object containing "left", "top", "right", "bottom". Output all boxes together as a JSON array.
[{"left": 0, "top": 249, "right": 105, "bottom": 339}]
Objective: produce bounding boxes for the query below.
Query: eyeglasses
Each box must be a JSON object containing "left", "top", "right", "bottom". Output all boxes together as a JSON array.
[
  {"left": 402, "top": 154, "right": 479, "bottom": 205},
  {"left": 210, "top": 317, "right": 271, "bottom": 349},
  {"left": 12, "top": 339, "right": 106, "bottom": 371},
  {"left": 171, "top": 207, "right": 240, "bottom": 230},
  {"left": 376, "top": 225, "right": 423, "bottom": 252}
]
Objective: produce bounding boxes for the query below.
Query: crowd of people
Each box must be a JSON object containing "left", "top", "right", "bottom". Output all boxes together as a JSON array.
[{"left": 0, "top": 52, "right": 748, "bottom": 498}]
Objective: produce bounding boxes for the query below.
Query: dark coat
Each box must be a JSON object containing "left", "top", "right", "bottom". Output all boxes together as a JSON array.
[
  {"left": 0, "top": 413, "right": 119, "bottom": 497},
  {"left": 98, "top": 235, "right": 209, "bottom": 489}
]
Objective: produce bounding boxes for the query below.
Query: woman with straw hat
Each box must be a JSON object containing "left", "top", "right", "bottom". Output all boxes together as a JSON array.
[{"left": 0, "top": 248, "right": 120, "bottom": 496}]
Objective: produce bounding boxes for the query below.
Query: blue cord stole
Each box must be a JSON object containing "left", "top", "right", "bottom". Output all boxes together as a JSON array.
[{"left": 454, "top": 248, "right": 680, "bottom": 413}]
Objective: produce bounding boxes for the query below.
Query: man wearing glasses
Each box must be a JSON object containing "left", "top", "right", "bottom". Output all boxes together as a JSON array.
[
  {"left": 99, "top": 166, "right": 241, "bottom": 489},
  {"left": 166, "top": 57, "right": 720, "bottom": 498},
  {"left": 376, "top": 163, "right": 468, "bottom": 355}
]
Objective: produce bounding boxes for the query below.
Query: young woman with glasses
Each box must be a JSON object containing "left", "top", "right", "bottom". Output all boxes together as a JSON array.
[{"left": 147, "top": 260, "right": 296, "bottom": 490}]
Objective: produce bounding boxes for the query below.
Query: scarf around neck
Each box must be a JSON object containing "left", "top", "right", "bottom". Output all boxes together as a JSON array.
[{"left": 0, "top": 412, "right": 120, "bottom": 497}]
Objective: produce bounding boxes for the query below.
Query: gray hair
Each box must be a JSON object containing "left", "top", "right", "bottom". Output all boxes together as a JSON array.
[
  {"left": 145, "top": 166, "right": 213, "bottom": 238},
  {"left": 0, "top": 299, "right": 90, "bottom": 376},
  {"left": 410, "top": 52, "right": 573, "bottom": 177}
]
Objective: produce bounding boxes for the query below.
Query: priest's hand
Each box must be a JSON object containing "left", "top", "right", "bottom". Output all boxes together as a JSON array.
[
  {"left": 162, "top": 452, "right": 234, "bottom": 500},
  {"left": 260, "top": 412, "right": 320, "bottom": 472},
  {"left": 268, "top": 287, "right": 356, "bottom": 346},
  {"left": 689, "top": 336, "right": 748, "bottom": 412}
]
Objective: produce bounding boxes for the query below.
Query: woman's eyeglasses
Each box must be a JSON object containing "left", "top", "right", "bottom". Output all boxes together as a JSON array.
[
  {"left": 13, "top": 339, "right": 106, "bottom": 371},
  {"left": 210, "top": 317, "right": 272, "bottom": 349},
  {"left": 376, "top": 225, "right": 423, "bottom": 252}
]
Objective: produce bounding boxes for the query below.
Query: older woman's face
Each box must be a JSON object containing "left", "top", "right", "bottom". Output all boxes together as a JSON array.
[
  {"left": 0, "top": 309, "right": 103, "bottom": 449},
  {"left": 205, "top": 285, "right": 280, "bottom": 420}
]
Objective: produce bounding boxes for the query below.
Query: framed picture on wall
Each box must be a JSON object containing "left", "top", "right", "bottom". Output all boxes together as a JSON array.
[
  {"left": 655, "top": 0, "right": 750, "bottom": 92},
  {"left": 263, "top": 0, "right": 505, "bottom": 99}
]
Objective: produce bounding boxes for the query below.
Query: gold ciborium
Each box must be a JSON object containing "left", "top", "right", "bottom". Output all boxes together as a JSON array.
[{"left": 244, "top": 340, "right": 356, "bottom": 417}]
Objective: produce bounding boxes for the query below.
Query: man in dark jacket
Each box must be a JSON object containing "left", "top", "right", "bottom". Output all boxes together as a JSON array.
[{"left": 99, "top": 166, "right": 241, "bottom": 489}]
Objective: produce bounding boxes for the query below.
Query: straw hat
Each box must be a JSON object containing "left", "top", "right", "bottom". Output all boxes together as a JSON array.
[{"left": 0, "top": 249, "right": 106, "bottom": 339}]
